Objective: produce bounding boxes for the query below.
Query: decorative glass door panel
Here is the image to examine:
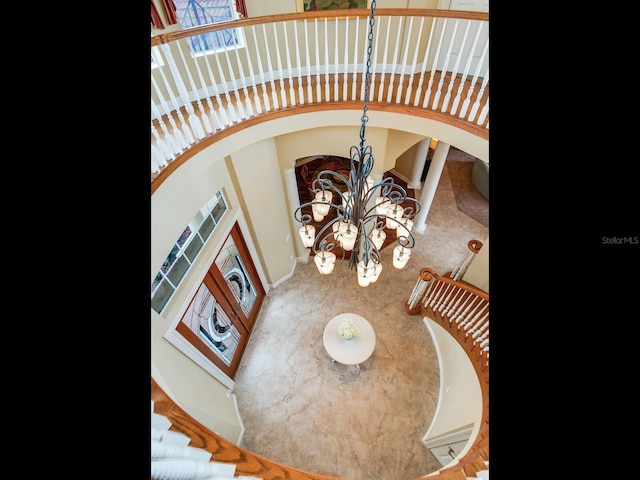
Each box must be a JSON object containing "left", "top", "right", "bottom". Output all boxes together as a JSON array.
[
  {"left": 209, "top": 223, "right": 265, "bottom": 331},
  {"left": 167, "top": 220, "right": 265, "bottom": 382},
  {"left": 176, "top": 278, "right": 248, "bottom": 379}
]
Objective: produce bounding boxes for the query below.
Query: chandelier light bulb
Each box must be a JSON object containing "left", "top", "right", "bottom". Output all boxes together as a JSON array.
[
  {"left": 340, "top": 224, "right": 357, "bottom": 251},
  {"left": 369, "top": 227, "right": 386, "bottom": 250},
  {"left": 313, "top": 191, "right": 332, "bottom": 217},
  {"left": 314, "top": 250, "right": 336, "bottom": 275},
  {"left": 357, "top": 259, "right": 373, "bottom": 287},
  {"left": 386, "top": 205, "right": 404, "bottom": 229},
  {"left": 298, "top": 224, "right": 316, "bottom": 248},
  {"left": 393, "top": 245, "right": 411, "bottom": 269},
  {"left": 375, "top": 196, "right": 389, "bottom": 215}
]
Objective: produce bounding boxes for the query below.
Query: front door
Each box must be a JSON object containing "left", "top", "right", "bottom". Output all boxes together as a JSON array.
[{"left": 175, "top": 221, "right": 266, "bottom": 379}]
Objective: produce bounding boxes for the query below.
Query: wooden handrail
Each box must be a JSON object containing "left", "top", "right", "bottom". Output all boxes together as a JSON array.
[
  {"left": 151, "top": 377, "right": 343, "bottom": 480},
  {"left": 151, "top": 9, "right": 488, "bottom": 46},
  {"left": 405, "top": 266, "right": 489, "bottom": 479}
]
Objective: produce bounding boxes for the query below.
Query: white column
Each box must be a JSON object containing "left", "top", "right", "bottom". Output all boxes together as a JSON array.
[
  {"left": 413, "top": 141, "right": 450, "bottom": 233},
  {"left": 408, "top": 137, "right": 431, "bottom": 189},
  {"left": 284, "top": 168, "right": 309, "bottom": 260}
]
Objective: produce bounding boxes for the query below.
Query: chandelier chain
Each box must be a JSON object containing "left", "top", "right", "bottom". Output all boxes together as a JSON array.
[{"left": 360, "top": 0, "right": 376, "bottom": 151}]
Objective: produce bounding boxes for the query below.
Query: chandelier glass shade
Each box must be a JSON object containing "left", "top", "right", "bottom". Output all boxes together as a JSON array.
[{"left": 293, "top": 0, "right": 421, "bottom": 286}]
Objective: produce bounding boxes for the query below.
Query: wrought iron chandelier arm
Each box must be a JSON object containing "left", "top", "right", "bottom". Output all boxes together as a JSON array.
[
  {"left": 398, "top": 197, "right": 422, "bottom": 218},
  {"left": 311, "top": 215, "right": 345, "bottom": 254}
]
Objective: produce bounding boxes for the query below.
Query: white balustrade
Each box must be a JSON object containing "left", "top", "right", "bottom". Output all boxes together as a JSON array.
[{"left": 150, "top": 11, "right": 488, "bottom": 177}]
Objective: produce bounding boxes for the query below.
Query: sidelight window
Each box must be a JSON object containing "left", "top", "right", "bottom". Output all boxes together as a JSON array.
[{"left": 151, "top": 191, "right": 228, "bottom": 314}]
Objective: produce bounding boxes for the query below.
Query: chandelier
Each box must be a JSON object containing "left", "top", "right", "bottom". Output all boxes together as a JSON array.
[{"left": 293, "top": 0, "right": 421, "bottom": 287}]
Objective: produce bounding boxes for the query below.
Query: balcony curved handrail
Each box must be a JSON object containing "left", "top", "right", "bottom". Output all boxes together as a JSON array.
[{"left": 150, "top": 9, "right": 489, "bottom": 189}]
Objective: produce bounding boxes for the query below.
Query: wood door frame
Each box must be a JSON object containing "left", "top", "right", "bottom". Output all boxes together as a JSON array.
[{"left": 164, "top": 211, "right": 268, "bottom": 388}]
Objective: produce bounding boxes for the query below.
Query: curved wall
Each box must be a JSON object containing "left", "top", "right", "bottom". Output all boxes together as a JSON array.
[{"left": 422, "top": 317, "right": 483, "bottom": 464}]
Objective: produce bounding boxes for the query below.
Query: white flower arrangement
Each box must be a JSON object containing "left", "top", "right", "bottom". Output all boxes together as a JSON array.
[{"left": 338, "top": 317, "right": 359, "bottom": 340}]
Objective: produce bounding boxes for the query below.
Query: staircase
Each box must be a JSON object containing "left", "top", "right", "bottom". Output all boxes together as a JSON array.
[{"left": 151, "top": 398, "right": 263, "bottom": 480}]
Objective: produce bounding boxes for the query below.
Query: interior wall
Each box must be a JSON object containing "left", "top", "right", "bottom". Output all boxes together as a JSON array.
[
  {"left": 228, "top": 139, "right": 297, "bottom": 284},
  {"left": 422, "top": 317, "right": 482, "bottom": 447}
]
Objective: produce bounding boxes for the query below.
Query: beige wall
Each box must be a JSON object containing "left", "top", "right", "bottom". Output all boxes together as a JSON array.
[{"left": 422, "top": 318, "right": 482, "bottom": 450}]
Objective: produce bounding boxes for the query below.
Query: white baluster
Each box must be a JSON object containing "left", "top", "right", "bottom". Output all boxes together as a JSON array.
[
  {"left": 428, "top": 280, "right": 445, "bottom": 309},
  {"left": 324, "top": 18, "right": 330, "bottom": 101},
  {"left": 441, "top": 19, "right": 470, "bottom": 113},
  {"left": 151, "top": 459, "right": 235, "bottom": 480},
  {"left": 468, "top": 70, "right": 489, "bottom": 123},
  {"left": 293, "top": 20, "right": 304, "bottom": 105},
  {"left": 151, "top": 76, "right": 189, "bottom": 150},
  {"left": 422, "top": 17, "right": 447, "bottom": 108},
  {"left": 386, "top": 15, "right": 403, "bottom": 103},
  {"left": 219, "top": 31, "right": 246, "bottom": 119},
  {"left": 151, "top": 119, "right": 176, "bottom": 163},
  {"left": 195, "top": 34, "right": 228, "bottom": 128},
  {"left": 172, "top": 41, "right": 209, "bottom": 137},
  {"left": 271, "top": 23, "right": 288, "bottom": 108},
  {"left": 459, "top": 39, "right": 488, "bottom": 119},
  {"left": 250, "top": 25, "right": 271, "bottom": 112},
  {"left": 187, "top": 40, "right": 219, "bottom": 132},
  {"left": 413, "top": 17, "right": 436, "bottom": 107},
  {"left": 351, "top": 16, "right": 360, "bottom": 101},
  {"left": 408, "top": 277, "right": 428, "bottom": 310},
  {"left": 281, "top": 21, "right": 296, "bottom": 106},
  {"left": 230, "top": 27, "right": 254, "bottom": 117},
  {"left": 422, "top": 278, "right": 437, "bottom": 308},
  {"left": 314, "top": 19, "right": 321, "bottom": 102},
  {"left": 208, "top": 31, "right": 239, "bottom": 121},
  {"left": 261, "top": 24, "right": 279, "bottom": 110},
  {"left": 441, "top": 285, "right": 461, "bottom": 316},
  {"left": 158, "top": 44, "right": 196, "bottom": 144},
  {"left": 405, "top": 16, "right": 424, "bottom": 104},
  {"left": 242, "top": 26, "right": 263, "bottom": 115},
  {"left": 452, "top": 294, "right": 476, "bottom": 324},
  {"left": 431, "top": 19, "right": 459, "bottom": 110},
  {"left": 304, "top": 19, "right": 314, "bottom": 103},
  {"left": 377, "top": 16, "right": 390, "bottom": 101},
  {"left": 342, "top": 16, "right": 349, "bottom": 102},
  {"left": 450, "top": 21, "right": 484, "bottom": 115},
  {"left": 459, "top": 299, "right": 484, "bottom": 330},
  {"left": 151, "top": 144, "right": 163, "bottom": 174},
  {"left": 334, "top": 17, "right": 340, "bottom": 102},
  {"left": 151, "top": 440, "right": 212, "bottom": 462},
  {"left": 470, "top": 315, "right": 489, "bottom": 340},
  {"left": 396, "top": 16, "right": 413, "bottom": 104},
  {"left": 444, "top": 286, "right": 465, "bottom": 317}
]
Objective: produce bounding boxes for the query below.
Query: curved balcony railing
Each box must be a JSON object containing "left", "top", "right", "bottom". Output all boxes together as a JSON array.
[{"left": 151, "top": 8, "right": 489, "bottom": 188}]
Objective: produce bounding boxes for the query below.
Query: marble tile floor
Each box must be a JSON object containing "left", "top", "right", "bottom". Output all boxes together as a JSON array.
[{"left": 231, "top": 157, "right": 489, "bottom": 480}]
